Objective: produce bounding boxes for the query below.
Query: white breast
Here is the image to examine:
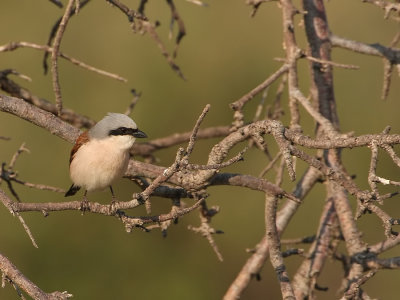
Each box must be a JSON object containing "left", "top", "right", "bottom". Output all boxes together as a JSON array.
[{"left": 69, "top": 135, "right": 135, "bottom": 192}]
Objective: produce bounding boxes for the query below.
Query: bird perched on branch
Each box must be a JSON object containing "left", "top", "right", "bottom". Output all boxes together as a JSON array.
[{"left": 65, "top": 113, "right": 147, "bottom": 202}]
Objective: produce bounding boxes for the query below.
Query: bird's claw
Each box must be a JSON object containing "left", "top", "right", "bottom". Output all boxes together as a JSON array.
[
  {"left": 80, "top": 197, "right": 90, "bottom": 214},
  {"left": 108, "top": 197, "right": 118, "bottom": 214}
]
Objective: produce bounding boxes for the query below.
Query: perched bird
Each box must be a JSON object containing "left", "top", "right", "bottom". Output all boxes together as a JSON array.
[{"left": 65, "top": 113, "right": 147, "bottom": 201}]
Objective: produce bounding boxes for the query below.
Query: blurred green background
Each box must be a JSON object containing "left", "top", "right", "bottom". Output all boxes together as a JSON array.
[{"left": 1, "top": 0, "right": 400, "bottom": 299}]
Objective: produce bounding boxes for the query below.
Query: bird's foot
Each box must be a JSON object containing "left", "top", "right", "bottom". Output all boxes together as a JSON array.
[
  {"left": 80, "top": 197, "right": 90, "bottom": 214},
  {"left": 108, "top": 196, "right": 118, "bottom": 214}
]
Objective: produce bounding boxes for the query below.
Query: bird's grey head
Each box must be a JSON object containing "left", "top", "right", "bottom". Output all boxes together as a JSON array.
[{"left": 89, "top": 113, "right": 147, "bottom": 140}]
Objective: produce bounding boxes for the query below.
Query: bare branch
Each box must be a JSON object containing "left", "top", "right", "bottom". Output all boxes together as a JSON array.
[
  {"left": 51, "top": 0, "right": 76, "bottom": 115},
  {"left": 124, "top": 89, "right": 142, "bottom": 116},
  {"left": 0, "top": 252, "right": 72, "bottom": 299},
  {"left": 0, "top": 189, "right": 38, "bottom": 248},
  {"left": 106, "top": 0, "right": 185, "bottom": 79},
  {"left": 265, "top": 195, "right": 295, "bottom": 299},
  {"left": 0, "top": 94, "right": 80, "bottom": 144},
  {"left": 223, "top": 167, "right": 320, "bottom": 299},
  {"left": 166, "top": 0, "right": 186, "bottom": 58},
  {"left": 132, "top": 126, "right": 230, "bottom": 156},
  {"left": 331, "top": 34, "right": 400, "bottom": 63},
  {"left": 188, "top": 201, "right": 224, "bottom": 261},
  {"left": 362, "top": 0, "right": 400, "bottom": 19},
  {"left": 305, "top": 55, "right": 360, "bottom": 70},
  {"left": 43, "top": 0, "right": 91, "bottom": 74},
  {"left": 49, "top": 0, "right": 63, "bottom": 8},
  {"left": 140, "top": 20, "right": 186, "bottom": 80},
  {"left": 340, "top": 270, "right": 376, "bottom": 300},
  {"left": 230, "top": 63, "right": 290, "bottom": 112}
]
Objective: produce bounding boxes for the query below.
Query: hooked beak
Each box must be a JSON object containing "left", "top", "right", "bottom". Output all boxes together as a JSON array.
[{"left": 133, "top": 129, "right": 147, "bottom": 138}]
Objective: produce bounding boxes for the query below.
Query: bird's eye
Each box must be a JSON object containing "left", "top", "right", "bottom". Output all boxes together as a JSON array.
[
  {"left": 109, "top": 127, "right": 129, "bottom": 136},
  {"left": 109, "top": 127, "right": 140, "bottom": 136}
]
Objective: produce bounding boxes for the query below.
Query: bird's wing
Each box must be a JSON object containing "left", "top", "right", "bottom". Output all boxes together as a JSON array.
[{"left": 69, "top": 131, "right": 90, "bottom": 164}]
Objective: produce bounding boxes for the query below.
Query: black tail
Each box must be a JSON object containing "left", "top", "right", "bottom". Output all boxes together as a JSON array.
[{"left": 65, "top": 184, "right": 81, "bottom": 197}]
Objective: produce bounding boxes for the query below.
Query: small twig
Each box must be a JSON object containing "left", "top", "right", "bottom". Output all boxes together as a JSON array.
[
  {"left": 382, "top": 58, "right": 393, "bottom": 100},
  {"left": 390, "top": 32, "right": 400, "bottom": 48},
  {"left": 366, "top": 256, "right": 400, "bottom": 270},
  {"left": 137, "top": 104, "right": 212, "bottom": 213},
  {"left": 188, "top": 200, "right": 224, "bottom": 261},
  {"left": 291, "top": 88, "right": 339, "bottom": 136},
  {"left": 186, "top": 148, "right": 247, "bottom": 171},
  {"left": 185, "top": 104, "right": 211, "bottom": 157},
  {"left": 74, "top": 0, "right": 81, "bottom": 13},
  {"left": 370, "top": 233, "right": 400, "bottom": 254},
  {"left": 0, "top": 69, "right": 32, "bottom": 82},
  {"left": 120, "top": 195, "right": 205, "bottom": 232},
  {"left": 381, "top": 143, "right": 400, "bottom": 168},
  {"left": 8, "top": 142, "right": 30, "bottom": 170},
  {"left": 366, "top": 203, "right": 399, "bottom": 239},
  {"left": 281, "top": 248, "right": 304, "bottom": 258},
  {"left": 44, "top": 0, "right": 91, "bottom": 74},
  {"left": 367, "top": 140, "right": 380, "bottom": 200},
  {"left": 281, "top": 235, "right": 316, "bottom": 245},
  {"left": 1, "top": 163, "right": 21, "bottom": 202},
  {"left": 185, "top": 0, "right": 208, "bottom": 6},
  {"left": 305, "top": 55, "right": 360, "bottom": 70},
  {"left": 371, "top": 176, "right": 400, "bottom": 186},
  {"left": 340, "top": 270, "right": 376, "bottom": 300},
  {"left": 253, "top": 87, "right": 268, "bottom": 123},
  {"left": 267, "top": 121, "right": 296, "bottom": 181},
  {"left": 265, "top": 194, "right": 295, "bottom": 298},
  {"left": 106, "top": 0, "right": 147, "bottom": 30},
  {"left": 230, "top": 64, "right": 290, "bottom": 112},
  {"left": 247, "top": 88, "right": 273, "bottom": 158},
  {"left": 107, "top": 0, "right": 185, "bottom": 79},
  {"left": 330, "top": 34, "right": 400, "bottom": 63},
  {"left": 151, "top": 198, "right": 181, "bottom": 236},
  {"left": 0, "top": 40, "right": 130, "bottom": 81},
  {"left": 132, "top": 126, "right": 230, "bottom": 157},
  {"left": 124, "top": 89, "right": 142, "bottom": 115},
  {"left": 166, "top": 0, "right": 186, "bottom": 58},
  {"left": 259, "top": 151, "right": 282, "bottom": 178},
  {"left": 274, "top": 155, "right": 286, "bottom": 187},
  {"left": 267, "top": 73, "right": 286, "bottom": 121},
  {"left": 16, "top": 215, "right": 38, "bottom": 248},
  {"left": 141, "top": 20, "right": 186, "bottom": 80},
  {"left": 209, "top": 172, "right": 300, "bottom": 203},
  {"left": 139, "top": 148, "right": 185, "bottom": 213},
  {"left": 292, "top": 199, "right": 338, "bottom": 299},
  {"left": 246, "top": 0, "right": 275, "bottom": 17},
  {"left": 11, "top": 178, "right": 66, "bottom": 193},
  {"left": 1, "top": 143, "right": 66, "bottom": 196},
  {"left": 51, "top": 0, "right": 76, "bottom": 115},
  {"left": 249, "top": 131, "right": 273, "bottom": 161},
  {"left": 1, "top": 143, "right": 29, "bottom": 200},
  {"left": 49, "top": 0, "right": 63, "bottom": 8},
  {"left": 362, "top": 0, "right": 400, "bottom": 19},
  {"left": 0, "top": 189, "right": 38, "bottom": 248}
]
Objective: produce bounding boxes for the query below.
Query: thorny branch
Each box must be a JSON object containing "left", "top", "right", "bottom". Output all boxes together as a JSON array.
[
  {"left": 225, "top": 0, "right": 400, "bottom": 299},
  {"left": 1, "top": 0, "right": 400, "bottom": 299}
]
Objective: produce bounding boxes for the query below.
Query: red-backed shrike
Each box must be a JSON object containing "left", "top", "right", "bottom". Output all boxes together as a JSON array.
[{"left": 65, "top": 113, "right": 147, "bottom": 200}]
